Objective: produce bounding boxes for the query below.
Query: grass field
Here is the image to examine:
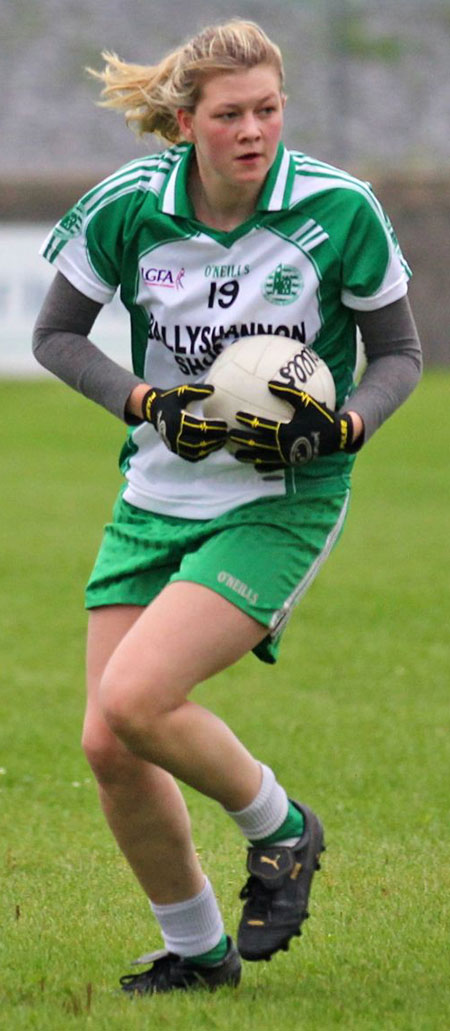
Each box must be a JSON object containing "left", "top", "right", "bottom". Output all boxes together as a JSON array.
[{"left": 1, "top": 373, "right": 449, "bottom": 1030}]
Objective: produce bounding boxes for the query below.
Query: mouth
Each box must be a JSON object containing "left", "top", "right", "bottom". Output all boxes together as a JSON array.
[{"left": 235, "top": 152, "right": 263, "bottom": 164}]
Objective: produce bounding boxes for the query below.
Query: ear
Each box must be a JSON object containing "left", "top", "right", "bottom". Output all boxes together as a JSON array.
[{"left": 176, "top": 108, "right": 195, "bottom": 143}]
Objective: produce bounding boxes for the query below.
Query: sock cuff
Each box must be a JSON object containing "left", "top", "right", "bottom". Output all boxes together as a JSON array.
[
  {"left": 226, "top": 762, "right": 289, "bottom": 840},
  {"left": 150, "top": 876, "right": 224, "bottom": 957},
  {"left": 151, "top": 876, "right": 209, "bottom": 917}
]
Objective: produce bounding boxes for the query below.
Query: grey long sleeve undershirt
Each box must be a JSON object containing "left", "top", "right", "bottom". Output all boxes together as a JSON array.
[
  {"left": 32, "top": 271, "right": 423, "bottom": 440},
  {"left": 340, "top": 300, "right": 423, "bottom": 440},
  {"left": 32, "top": 273, "right": 143, "bottom": 422}
]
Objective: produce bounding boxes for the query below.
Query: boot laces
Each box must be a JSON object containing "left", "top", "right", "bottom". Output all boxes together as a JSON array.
[
  {"left": 239, "top": 874, "right": 273, "bottom": 917},
  {"left": 120, "top": 952, "right": 182, "bottom": 992}
]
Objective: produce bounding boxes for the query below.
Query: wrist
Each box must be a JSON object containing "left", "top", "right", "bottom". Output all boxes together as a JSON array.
[
  {"left": 346, "top": 410, "right": 364, "bottom": 443},
  {"left": 126, "top": 383, "right": 155, "bottom": 421},
  {"left": 344, "top": 410, "right": 365, "bottom": 452}
]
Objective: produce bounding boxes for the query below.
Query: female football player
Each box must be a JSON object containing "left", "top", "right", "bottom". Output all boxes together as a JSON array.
[{"left": 33, "top": 19, "right": 422, "bottom": 994}]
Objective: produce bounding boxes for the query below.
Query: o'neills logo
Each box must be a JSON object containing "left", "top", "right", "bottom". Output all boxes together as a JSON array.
[
  {"left": 218, "top": 571, "right": 259, "bottom": 605},
  {"left": 140, "top": 265, "right": 185, "bottom": 289}
]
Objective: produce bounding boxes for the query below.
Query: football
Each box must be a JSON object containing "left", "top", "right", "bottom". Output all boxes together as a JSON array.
[{"left": 203, "top": 335, "right": 336, "bottom": 432}]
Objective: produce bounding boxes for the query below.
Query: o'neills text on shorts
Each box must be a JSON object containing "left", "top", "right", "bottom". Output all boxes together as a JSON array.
[{"left": 217, "top": 571, "right": 259, "bottom": 606}]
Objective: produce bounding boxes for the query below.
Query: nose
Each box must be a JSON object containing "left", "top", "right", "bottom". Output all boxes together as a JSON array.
[{"left": 237, "top": 112, "right": 261, "bottom": 140}]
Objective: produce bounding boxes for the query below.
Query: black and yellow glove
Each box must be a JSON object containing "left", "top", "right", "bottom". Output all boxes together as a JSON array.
[
  {"left": 142, "top": 384, "right": 227, "bottom": 462},
  {"left": 229, "top": 381, "right": 360, "bottom": 472}
]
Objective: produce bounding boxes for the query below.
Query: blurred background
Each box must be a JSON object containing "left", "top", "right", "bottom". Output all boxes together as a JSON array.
[{"left": 1, "top": 0, "right": 449, "bottom": 373}]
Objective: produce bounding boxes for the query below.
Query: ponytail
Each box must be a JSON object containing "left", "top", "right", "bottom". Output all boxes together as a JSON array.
[{"left": 88, "top": 19, "right": 284, "bottom": 143}]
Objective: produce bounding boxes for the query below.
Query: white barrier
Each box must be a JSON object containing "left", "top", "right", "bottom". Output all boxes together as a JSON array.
[{"left": 0, "top": 224, "right": 130, "bottom": 376}]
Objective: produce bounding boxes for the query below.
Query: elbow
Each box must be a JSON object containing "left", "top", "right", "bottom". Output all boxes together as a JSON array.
[
  {"left": 406, "top": 343, "right": 424, "bottom": 388},
  {"left": 32, "top": 323, "right": 46, "bottom": 363},
  {"left": 32, "top": 323, "right": 56, "bottom": 372},
  {"left": 402, "top": 346, "right": 423, "bottom": 403}
]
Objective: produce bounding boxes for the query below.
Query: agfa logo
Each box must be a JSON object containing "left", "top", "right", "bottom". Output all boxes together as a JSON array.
[
  {"left": 141, "top": 266, "right": 185, "bottom": 290},
  {"left": 263, "top": 264, "right": 303, "bottom": 306}
]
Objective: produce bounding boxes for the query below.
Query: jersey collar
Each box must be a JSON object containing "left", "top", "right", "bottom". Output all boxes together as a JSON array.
[
  {"left": 256, "top": 143, "right": 295, "bottom": 211},
  {"left": 158, "top": 144, "right": 195, "bottom": 218},
  {"left": 158, "top": 142, "right": 296, "bottom": 218}
]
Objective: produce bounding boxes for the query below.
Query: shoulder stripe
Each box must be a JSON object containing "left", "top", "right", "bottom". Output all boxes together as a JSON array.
[
  {"left": 83, "top": 165, "right": 166, "bottom": 214},
  {"left": 43, "top": 150, "right": 187, "bottom": 263},
  {"left": 79, "top": 145, "right": 187, "bottom": 214},
  {"left": 291, "top": 152, "right": 376, "bottom": 197},
  {"left": 288, "top": 150, "right": 410, "bottom": 279},
  {"left": 291, "top": 160, "right": 387, "bottom": 222},
  {"left": 291, "top": 220, "right": 329, "bottom": 252},
  {"left": 43, "top": 177, "right": 156, "bottom": 264}
]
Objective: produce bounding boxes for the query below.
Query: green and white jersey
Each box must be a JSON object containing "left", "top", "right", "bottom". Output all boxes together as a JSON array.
[{"left": 41, "top": 143, "right": 410, "bottom": 519}]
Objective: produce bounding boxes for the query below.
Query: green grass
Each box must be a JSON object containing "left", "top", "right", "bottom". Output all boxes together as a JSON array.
[{"left": 1, "top": 373, "right": 449, "bottom": 1030}]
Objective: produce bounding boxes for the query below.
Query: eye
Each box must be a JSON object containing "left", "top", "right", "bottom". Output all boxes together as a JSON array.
[{"left": 217, "top": 111, "right": 238, "bottom": 121}]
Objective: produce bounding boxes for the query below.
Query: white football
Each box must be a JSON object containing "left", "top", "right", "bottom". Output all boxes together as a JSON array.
[{"left": 203, "top": 335, "right": 336, "bottom": 434}]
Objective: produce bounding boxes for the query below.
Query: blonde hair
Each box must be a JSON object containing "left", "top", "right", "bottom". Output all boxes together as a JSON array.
[{"left": 88, "top": 19, "right": 284, "bottom": 144}]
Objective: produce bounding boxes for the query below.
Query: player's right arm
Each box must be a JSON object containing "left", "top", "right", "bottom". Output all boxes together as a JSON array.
[
  {"left": 32, "top": 272, "right": 227, "bottom": 460},
  {"left": 33, "top": 271, "right": 143, "bottom": 421}
]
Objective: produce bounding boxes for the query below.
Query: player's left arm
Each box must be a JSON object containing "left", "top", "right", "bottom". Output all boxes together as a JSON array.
[
  {"left": 343, "top": 293, "right": 423, "bottom": 444},
  {"left": 231, "top": 295, "right": 422, "bottom": 471}
]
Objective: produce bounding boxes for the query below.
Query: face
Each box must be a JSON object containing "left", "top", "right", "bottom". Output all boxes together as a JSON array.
[{"left": 177, "top": 64, "right": 285, "bottom": 195}]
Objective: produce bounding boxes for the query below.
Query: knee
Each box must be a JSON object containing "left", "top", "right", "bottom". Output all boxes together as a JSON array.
[
  {"left": 98, "top": 663, "right": 165, "bottom": 754},
  {"left": 82, "top": 717, "right": 136, "bottom": 785}
]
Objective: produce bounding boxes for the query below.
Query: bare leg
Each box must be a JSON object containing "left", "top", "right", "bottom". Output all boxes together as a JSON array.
[
  {"left": 99, "top": 582, "right": 269, "bottom": 809},
  {"left": 83, "top": 605, "right": 205, "bottom": 903}
]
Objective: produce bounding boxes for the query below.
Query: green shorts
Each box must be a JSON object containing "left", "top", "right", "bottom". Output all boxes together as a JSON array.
[{"left": 86, "top": 488, "right": 350, "bottom": 664}]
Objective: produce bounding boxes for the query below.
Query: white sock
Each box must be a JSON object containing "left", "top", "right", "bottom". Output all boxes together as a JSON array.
[
  {"left": 225, "top": 763, "right": 289, "bottom": 840},
  {"left": 150, "top": 877, "right": 224, "bottom": 958}
]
